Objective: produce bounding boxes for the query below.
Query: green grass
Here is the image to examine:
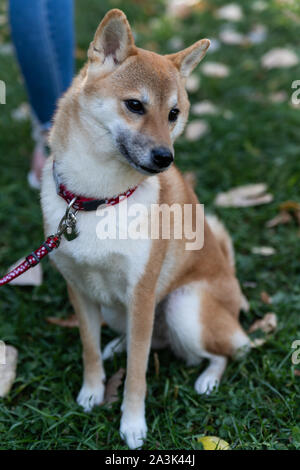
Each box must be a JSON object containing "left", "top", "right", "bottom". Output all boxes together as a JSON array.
[{"left": 0, "top": 0, "right": 299, "bottom": 450}]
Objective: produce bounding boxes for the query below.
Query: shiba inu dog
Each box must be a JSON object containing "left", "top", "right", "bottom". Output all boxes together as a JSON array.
[{"left": 41, "top": 9, "right": 251, "bottom": 449}]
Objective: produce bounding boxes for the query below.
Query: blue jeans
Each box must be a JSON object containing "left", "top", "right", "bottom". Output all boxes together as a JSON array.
[{"left": 9, "top": 0, "right": 74, "bottom": 130}]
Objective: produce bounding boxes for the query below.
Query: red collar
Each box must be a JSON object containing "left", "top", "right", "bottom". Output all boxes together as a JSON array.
[{"left": 53, "top": 161, "right": 138, "bottom": 211}]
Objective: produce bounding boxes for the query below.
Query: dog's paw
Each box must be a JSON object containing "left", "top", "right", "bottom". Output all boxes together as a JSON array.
[
  {"left": 194, "top": 372, "right": 219, "bottom": 395},
  {"left": 102, "top": 337, "right": 126, "bottom": 361},
  {"left": 120, "top": 415, "right": 147, "bottom": 449},
  {"left": 77, "top": 383, "right": 105, "bottom": 412}
]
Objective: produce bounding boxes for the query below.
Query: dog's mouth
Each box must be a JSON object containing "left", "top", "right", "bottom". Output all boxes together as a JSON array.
[{"left": 117, "top": 141, "right": 161, "bottom": 176}]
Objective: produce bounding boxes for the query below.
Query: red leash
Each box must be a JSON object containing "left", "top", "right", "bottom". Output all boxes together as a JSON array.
[
  {"left": 0, "top": 197, "right": 78, "bottom": 287},
  {"left": 0, "top": 235, "right": 60, "bottom": 286},
  {"left": 0, "top": 169, "right": 138, "bottom": 286}
]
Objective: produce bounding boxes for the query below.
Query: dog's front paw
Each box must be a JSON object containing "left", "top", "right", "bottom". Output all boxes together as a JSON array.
[
  {"left": 77, "top": 383, "right": 105, "bottom": 412},
  {"left": 120, "top": 415, "right": 147, "bottom": 449}
]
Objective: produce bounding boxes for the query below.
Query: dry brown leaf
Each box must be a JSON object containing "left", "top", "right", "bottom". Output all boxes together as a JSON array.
[
  {"left": 243, "top": 281, "right": 257, "bottom": 288},
  {"left": 294, "top": 369, "right": 300, "bottom": 377},
  {"left": 104, "top": 368, "right": 125, "bottom": 405},
  {"left": 185, "top": 120, "right": 209, "bottom": 141},
  {"left": 251, "top": 246, "right": 275, "bottom": 256},
  {"left": 46, "top": 314, "right": 79, "bottom": 328},
  {"left": 266, "top": 211, "right": 292, "bottom": 228},
  {"left": 0, "top": 345, "right": 18, "bottom": 397},
  {"left": 215, "top": 4, "right": 243, "bottom": 21},
  {"left": 201, "top": 62, "right": 230, "bottom": 78},
  {"left": 8, "top": 258, "right": 42, "bottom": 286},
  {"left": 248, "top": 312, "right": 277, "bottom": 334},
  {"left": 75, "top": 47, "right": 86, "bottom": 59},
  {"left": 279, "top": 200, "right": 300, "bottom": 212},
  {"left": 219, "top": 29, "right": 245, "bottom": 45},
  {"left": 154, "top": 352, "right": 160, "bottom": 378},
  {"left": 215, "top": 183, "right": 273, "bottom": 208},
  {"left": 260, "top": 291, "right": 272, "bottom": 304},
  {"left": 166, "top": 0, "right": 201, "bottom": 19},
  {"left": 261, "top": 48, "right": 299, "bottom": 69},
  {"left": 191, "top": 101, "right": 218, "bottom": 115},
  {"left": 250, "top": 337, "right": 266, "bottom": 348},
  {"left": 11, "top": 103, "right": 30, "bottom": 121}
]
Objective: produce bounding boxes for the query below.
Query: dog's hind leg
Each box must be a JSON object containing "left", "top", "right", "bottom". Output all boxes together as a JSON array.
[
  {"left": 68, "top": 283, "right": 105, "bottom": 412},
  {"left": 194, "top": 354, "right": 227, "bottom": 394},
  {"left": 165, "top": 283, "right": 251, "bottom": 395}
]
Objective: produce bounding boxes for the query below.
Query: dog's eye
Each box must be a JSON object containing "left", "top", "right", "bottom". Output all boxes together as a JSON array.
[
  {"left": 169, "top": 108, "right": 180, "bottom": 122},
  {"left": 125, "top": 99, "right": 145, "bottom": 115}
]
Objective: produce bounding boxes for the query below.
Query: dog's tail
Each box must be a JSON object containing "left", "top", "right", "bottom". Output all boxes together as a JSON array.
[
  {"left": 206, "top": 214, "right": 235, "bottom": 268},
  {"left": 206, "top": 214, "right": 249, "bottom": 312}
]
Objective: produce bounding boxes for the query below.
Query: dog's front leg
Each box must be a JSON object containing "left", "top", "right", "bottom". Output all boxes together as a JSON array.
[
  {"left": 120, "top": 291, "right": 156, "bottom": 449},
  {"left": 68, "top": 284, "right": 105, "bottom": 412}
]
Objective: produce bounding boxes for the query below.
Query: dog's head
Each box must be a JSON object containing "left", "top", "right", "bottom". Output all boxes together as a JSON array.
[{"left": 82, "top": 9, "right": 210, "bottom": 176}]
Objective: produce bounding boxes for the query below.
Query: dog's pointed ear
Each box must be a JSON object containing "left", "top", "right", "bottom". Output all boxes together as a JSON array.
[
  {"left": 166, "top": 39, "right": 210, "bottom": 78},
  {"left": 88, "top": 9, "right": 135, "bottom": 69}
]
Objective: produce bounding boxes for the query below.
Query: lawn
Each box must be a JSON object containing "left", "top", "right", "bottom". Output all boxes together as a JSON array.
[{"left": 0, "top": 0, "right": 299, "bottom": 450}]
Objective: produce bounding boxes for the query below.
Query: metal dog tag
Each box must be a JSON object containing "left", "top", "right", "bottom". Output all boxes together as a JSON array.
[{"left": 64, "top": 224, "right": 78, "bottom": 241}]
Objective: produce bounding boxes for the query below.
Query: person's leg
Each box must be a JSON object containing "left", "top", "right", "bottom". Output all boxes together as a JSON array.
[{"left": 9, "top": 0, "right": 74, "bottom": 186}]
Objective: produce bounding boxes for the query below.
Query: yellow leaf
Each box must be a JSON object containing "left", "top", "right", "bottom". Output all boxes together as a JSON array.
[{"left": 198, "top": 436, "right": 230, "bottom": 450}]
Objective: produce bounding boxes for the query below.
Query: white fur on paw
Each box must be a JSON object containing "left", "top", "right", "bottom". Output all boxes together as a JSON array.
[
  {"left": 102, "top": 337, "right": 125, "bottom": 361},
  {"left": 120, "top": 415, "right": 147, "bottom": 449},
  {"left": 77, "top": 383, "right": 105, "bottom": 412},
  {"left": 194, "top": 372, "right": 220, "bottom": 395}
]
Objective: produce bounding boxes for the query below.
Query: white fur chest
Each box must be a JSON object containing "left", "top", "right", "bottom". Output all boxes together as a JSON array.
[{"left": 41, "top": 159, "right": 160, "bottom": 309}]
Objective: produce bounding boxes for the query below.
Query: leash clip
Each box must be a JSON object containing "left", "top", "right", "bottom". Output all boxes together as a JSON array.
[{"left": 56, "top": 197, "right": 79, "bottom": 241}]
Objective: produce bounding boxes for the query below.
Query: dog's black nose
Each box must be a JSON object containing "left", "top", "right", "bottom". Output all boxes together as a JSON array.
[{"left": 151, "top": 147, "right": 174, "bottom": 169}]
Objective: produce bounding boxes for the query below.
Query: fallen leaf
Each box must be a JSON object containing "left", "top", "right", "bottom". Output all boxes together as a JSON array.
[
  {"left": 185, "top": 74, "right": 200, "bottom": 93},
  {"left": 104, "top": 368, "right": 125, "bottom": 405},
  {"left": 266, "top": 211, "right": 292, "bottom": 228},
  {"left": 248, "top": 312, "right": 277, "bottom": 334},
  {"left": 215, "top": 3, "right": 243, "bottom": 21},
  {"left": 0, "top": 14, "right": 7, "bottom": 26},
  {"left": 219, "top": 28, "right": 245, "bottom": 45},
  {"left": 251, "top": 246, "right": 276, "bottom": 256},
  {"left": 8, "top": 258, "right": 42, "bottom": 286},
  {"left": 214, "top": 183, "right": 273, "bottom": 207},
  {"left": 260, "top": 291, "right": 272, "bottom": 304},
  {"left": 191, "top": 100, "right": 218, "bottom": 115},
  {"left": 250, "top": 337, "right": 266, "bottom": 348},
  {"left": 198, "top": 436, "right": 231, "bottom": 450},
  {"left": 269, "top": 91, "right": 288, "bottom": 103},
  {"left": 201, "top": 61, "right": 230, "bottom": 78},
  {"left": 0, "top": 43, "right": 13, "bottom": 55},
  {"left": 75, "top": 47, "right": 86, "bottom": 59},
  {"left": 0, "top": 345, "right": 18, "bottom": 397},
  {"left": 252, "top": 1, "right": 267, "bottom": 12},
  {"left": 261, "top": 48, "right": 299, "bottom": 69},
  {"left": 279, "top": 201, "right": 300, "bottom": 212},
  {"left": 294, "top": 369, "right": 300, "bottom": 377},
  {"left": 11, "top": 103, "right": 30, "bottom": 121},
  {"left": 243, "top": 281, "right": 257, "bottom": 288},
  {"left": 154, "top": 352, "right": 160, "bottom": 378},
  {"left": 46, "top": 314, "right": 79, "bottom": 328},
  {"left": 166, "top": 0, "right": 200, "bottom": 18},
  {"left": 247, "top": 24, "right": 267, "bottom": 45},
  {"left": 185, "top": 120, "right": 209, "bottom": 141}
]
